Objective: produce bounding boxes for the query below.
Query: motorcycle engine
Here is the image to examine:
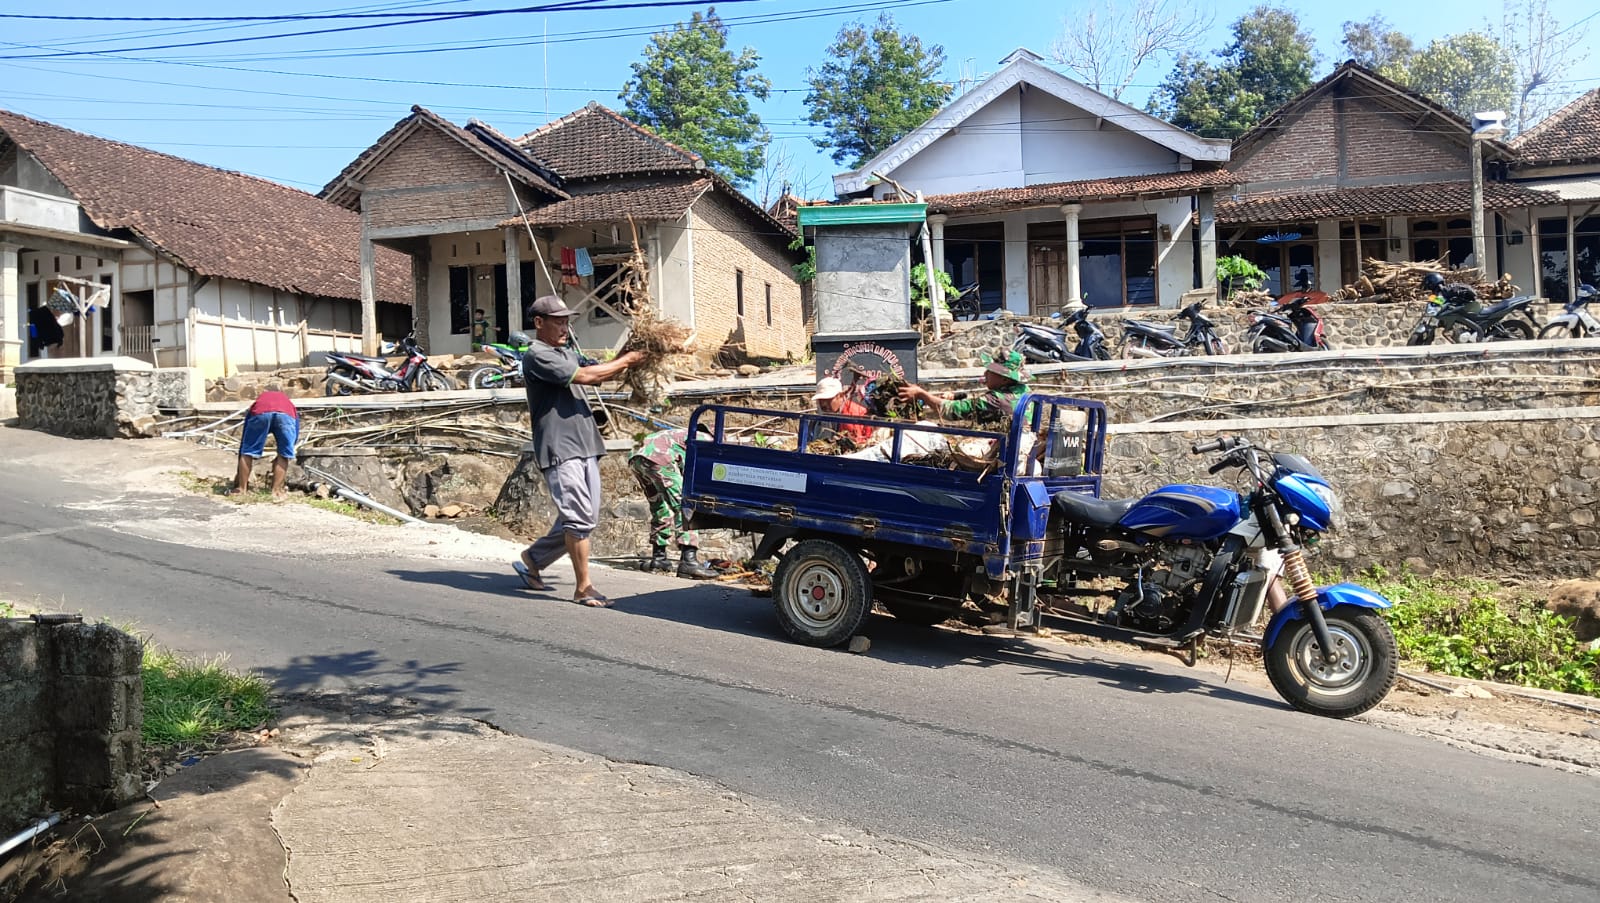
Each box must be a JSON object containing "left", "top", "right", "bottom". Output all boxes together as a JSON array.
[{"left": 1111, "top": 544, "right": 1210, "bottom": 631}]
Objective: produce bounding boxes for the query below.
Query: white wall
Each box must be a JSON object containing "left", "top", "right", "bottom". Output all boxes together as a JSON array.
[
  {"left": 883, "top": 88, "right": 1024, "bottom": 196},
  {"left": 1019, "top": 89, "right": 1178, "bottom": 183},
  {"left": 654, "top": 214, "right": 694, "bottom": 327}
]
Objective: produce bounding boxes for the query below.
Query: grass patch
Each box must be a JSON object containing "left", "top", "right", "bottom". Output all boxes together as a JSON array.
[
  {"left": 304, "top": 496, "right": 399, "bottom": 525},
  {"left": 0, "top": 599, "right": 15, "bottom": 618},
  {"left": 177, "top": 469, "right": 398, "bottom": 525},
  {"left": 1359, "top": 568, "right": 1600, "bottom": 697},
  {"left": 142, "top": 643, "right": 273, "bottom": 747}
]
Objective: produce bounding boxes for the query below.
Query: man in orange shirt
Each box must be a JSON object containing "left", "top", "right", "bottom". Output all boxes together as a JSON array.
[{"left": 812, "top": 377, "right": 874, "bottom": 445}]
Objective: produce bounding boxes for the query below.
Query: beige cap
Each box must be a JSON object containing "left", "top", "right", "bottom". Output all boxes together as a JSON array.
[{"left": 812, "top": 377, "right": 844, "bottom": 401}]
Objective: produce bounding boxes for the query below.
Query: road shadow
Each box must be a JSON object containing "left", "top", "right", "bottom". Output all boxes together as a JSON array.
[
  {"left": 253, "top": 649, "right": 493, "bottom": 721},
  {"left": 611, "top": 583, "right": 1284, "bottom": 712},
  {"left": 387, "top": 566, "right": 528, "bottom": 600}
]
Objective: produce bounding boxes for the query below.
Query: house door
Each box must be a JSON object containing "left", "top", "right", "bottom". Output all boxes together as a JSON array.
[
  {"left": 120, "top": 290, "right": 156, "bottom": 364},
  {"left": 1028, "top": 244, "right": 1070, "bottom": 316}
]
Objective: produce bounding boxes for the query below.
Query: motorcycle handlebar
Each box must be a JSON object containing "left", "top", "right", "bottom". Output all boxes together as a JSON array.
[{"left": 1192, "top": 438, "right": 1225, "bottom": 454}]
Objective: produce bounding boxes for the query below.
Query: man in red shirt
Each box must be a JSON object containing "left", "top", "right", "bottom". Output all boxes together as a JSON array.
[
  {"left": 812, "top": 377, "right": 874, "bottom": 445},
  {"left": 229, "top": 382, "right": 300, "bottom": 500}
]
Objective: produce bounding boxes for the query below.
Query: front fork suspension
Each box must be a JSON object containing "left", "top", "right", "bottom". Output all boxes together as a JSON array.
[{"left": 1281, "top": 544, "right": 1338, "bottom": 663}]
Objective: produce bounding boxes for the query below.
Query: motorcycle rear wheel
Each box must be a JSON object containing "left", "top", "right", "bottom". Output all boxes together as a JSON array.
[
  {"left": 468, "top": 366, "right": 510, "bottom": 390},
  {"left": 1264, "top": 606, "right": 1397, "bottom": 718},
  {"left": 1485, "top": 320, "right": 1534, "bottom": 341},
  {"left": 324, "top": 373, "right": 353, "bottom": 396}
]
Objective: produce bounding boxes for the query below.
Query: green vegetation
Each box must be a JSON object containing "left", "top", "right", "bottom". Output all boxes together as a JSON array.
[
  {"left": 1, "top": 598, "right": 15, "bottom": 618},
  {"left": 910, "top": 263, "right": 956, "bottom": 315},
  {"left": 142, "top": 643, "right": 273, "bottom": 747},
  {"left": 1363, "top": 568, "right": 1600, "bottom": 697},
  {"left": 178, "top": 470, "right": 398, "bottom": 525},
  {"left": 1216, "top": 255, "right": 1268, "bottom": 296}
]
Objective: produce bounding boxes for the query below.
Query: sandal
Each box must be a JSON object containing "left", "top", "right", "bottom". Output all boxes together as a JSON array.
[
  {"left": 511, "top": 561, "right": 553, "bottom": 592},
  {"left": 571, "top": 591, "right": 613, "bottom": 608}
]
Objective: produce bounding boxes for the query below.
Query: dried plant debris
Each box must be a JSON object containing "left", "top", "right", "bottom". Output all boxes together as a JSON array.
[
  {"left": 866, "top": 374, "right": 920, "bottom": 420},
  {"left": 614, "top": 229, "right": 695, "bottom": 407},
  {"left": 1331, "top": 255, "right": 1517, "bottom": 304}
]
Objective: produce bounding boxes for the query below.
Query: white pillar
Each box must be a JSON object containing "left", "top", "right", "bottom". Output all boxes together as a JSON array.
[
  {"left": 1061, "top": 203, "right": 1082, "bottom": 305},
  {"left": 359, "top": 234, "right": 377, "bottom": 356},
  {"left": 1316, "top": 219, "right": 1341, "bottom": 293},
  {"left": 1003, "top": 213, "right": 1029, "bottom": 315},
  {"left": 928, "top": 213, "right": 947, "bottom": 276},
  {"left": 0, "top": 242, "right": 18, "bottom": 375},
  {"left": 504, "top": 226, "right": 522, "bottom": 337},
  {"left": 1470, "top": 138, "right": 1487, "bottom": 274}
]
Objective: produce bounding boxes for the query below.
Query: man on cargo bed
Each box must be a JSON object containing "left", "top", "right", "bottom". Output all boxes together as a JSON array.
[{"left": 896, "top": 350, "right": 1028, "bottom": 425}]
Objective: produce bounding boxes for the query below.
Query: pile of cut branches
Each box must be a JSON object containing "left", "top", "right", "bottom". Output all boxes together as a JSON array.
[
  {"left": 1331, "top": 255, "right": 1517, "bottom": 304},
  {"left": 866, "top": 374, "right": 920, "bottom": 420},
  {"left": 615, "top": 226, "right": 695, "bottom": 407}
]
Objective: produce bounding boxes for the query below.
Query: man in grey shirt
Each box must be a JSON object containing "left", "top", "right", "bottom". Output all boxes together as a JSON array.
[{"left": 513, "top": 295, "right": 644, "bottom": 606}]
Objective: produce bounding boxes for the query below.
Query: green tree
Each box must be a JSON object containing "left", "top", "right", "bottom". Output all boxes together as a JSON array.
[
  {"left": 1150, "top": 5, "right": 1317, "bottom": 138},
  {"left": 803, "top": 13, "right": 951, "bottom": 168},
  {"left": 1341, "top": 15, "right": 1414, "bottom": 71},
  {"left": 620, "top": 7, "right": 771, "bottom": 185},
  {"left": 1385, "top": 32, "right": 1516, "bottom": 119}
]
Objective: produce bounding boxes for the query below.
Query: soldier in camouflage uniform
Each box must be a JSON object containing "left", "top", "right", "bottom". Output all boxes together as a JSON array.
[
  {"left": 629, "top": 426, "right": 718, "bottom": 579},
  {"left": 896, "top": 349, "right": 1028, "bottom": 424}
]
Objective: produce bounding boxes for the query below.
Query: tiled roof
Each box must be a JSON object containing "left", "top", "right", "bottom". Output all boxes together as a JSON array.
[
  {"left": 1216, "top": 180, "right": 1560, "bottom": 223},
  {"left": 499, "top": 178, "right": 713, "bottom": 228},
  {"left": 517, "top": 103, "right": 703, "bottom": 181},
  {"left": 926, "top": 169, "right": 1237, "bottom": 215},
  {"left": 1512, "top": 88, "right": 1600, "bottom": 167},
  {"left": 1, "top": 109, "right": 411, "bottom": 304}
]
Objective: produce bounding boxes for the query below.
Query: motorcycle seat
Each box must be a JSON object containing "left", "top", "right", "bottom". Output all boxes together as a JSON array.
[
  {"left": 1477, "top": 298, "right": 1527, "bottom": 318},
  {"left": 1051, "top": 492, "right": 1136, "bottom": 528},
  {"left": 335, "top": 352, "right": 390, "bottom": 364},
  {"left": 1124, "top": 320, "right": 1177, "bottom": 337}
]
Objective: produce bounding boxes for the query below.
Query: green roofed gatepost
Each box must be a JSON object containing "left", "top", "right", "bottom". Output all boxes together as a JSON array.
[{"left": 797, "top": 200, "right": 928, "bottom": 385}]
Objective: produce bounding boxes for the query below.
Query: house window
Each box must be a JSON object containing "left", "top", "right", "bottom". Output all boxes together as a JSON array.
[
  {"left": 1410, "top": 218, "right": 1472, "bottom": 267},
  {"left": 448, "top": 266, "right": 471, "bottom": 334},
  {"left": 1541, "top": 216, "right": 1600, "bottom": 302},
  {"left": 1075, "top": 218, "right": 1157, "bottom": 308},
  {"left": 590, "top": 264, "right": 619, "bottom": 320},
  {"left": 1224, "top": 225, "right": 1316, "bottom": 296},
  {"left": 100, "top": 274, "right": 114, "bottom": 352},
  {"left": 736, "top": 269, "right": 745, "bottom": 317},
  {"left": 764, "top": 282, "right": 772, "bottom": 325},
  {"left": 943, "top": 223, "right": 1006, "bottom": 315}
]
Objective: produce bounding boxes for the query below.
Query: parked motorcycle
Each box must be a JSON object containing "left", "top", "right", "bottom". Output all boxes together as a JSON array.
[
  {"left": 1245, "top": 272, "right": 1330, "bottom": 353},
  {"left": 1121, "top": 301, "right": 1226, "bottom": 358},
  {"left": 1013, "top": 306, "right": 1113, "bottom": 364},
  {"left": 1537, "top": 283, "right": 1600, "bottom": 340},
  {"left": 1406, "top": 274, "right": 1539, "bottom": 345},
  {"left": 1048, "top": 435, "right": 1397, "bottom": 717},
  {"left": 324, "top": 332, "right": 455, "bottom": 395},
  {"left": 467, "top": 331, "right": 533, "bottom": 390}
]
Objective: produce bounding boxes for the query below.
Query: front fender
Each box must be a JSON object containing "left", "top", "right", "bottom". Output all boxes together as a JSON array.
[{"left": 1263, "top": 582, "right": 1393, "bottom": 648}]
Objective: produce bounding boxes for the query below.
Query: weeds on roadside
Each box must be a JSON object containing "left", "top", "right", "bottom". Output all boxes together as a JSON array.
[
  {"left": 142, "top": 643, "right": 273, "bottom": 747},
  {"left": 177, "top": 470, "right": 398, "bottom": 525},
  {"left": 1359, "top": 567, "right": 1600, "bottom": 697}
]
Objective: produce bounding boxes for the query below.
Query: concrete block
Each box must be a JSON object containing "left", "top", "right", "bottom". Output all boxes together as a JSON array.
[
  {"left": 151, "top": 366, "right": 205, "bottom": 411},
  {"left": 50, "top": 675, "right": 135, "bottom": 733},
  {"left": 50, "top": 623, "right": 143, "bottom": 678},
  {"left": 0, "top": 735, "right": 53, "bottom": 832},
  {"left": 0, "top": 621, "right": 43, "bottom": 680},
  {"left": 0, "top": 676, "right": 45, "bottom": 741},
  {"left": 0, "top": 384, "right": 15, "bottom": 420}
]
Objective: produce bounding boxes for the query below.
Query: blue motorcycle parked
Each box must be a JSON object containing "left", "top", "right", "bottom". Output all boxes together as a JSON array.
[{"left": 1049, "top": 436, "right": 1398, "bottom": 718}]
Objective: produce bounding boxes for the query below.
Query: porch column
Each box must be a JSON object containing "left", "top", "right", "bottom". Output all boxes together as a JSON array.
[
  {"left": 359, "top": 227, "right": 378, "bottom": 356},
  {"left": 1526, "top": 207, "right": 1539, "bottom": 297},
  {"left": 928, "top": 213, "right": 947, "bottom": 276},
  {"left": 410, "top": 246, "right": 430, "bottom": 348},
  {"left": 1568, "top": 206, "right": 1579, "bottom": 305},
  {"left": 1386, "top": 217, "right": 1409, "bottom": 262},
  {"left": 0, "top": 242, "right": 19, "bottom": 376},
  {"left": 1061, "top": 203, "right": 1082, "bottom": 304},
  {"left": 1316, "top": 219, "right": 1341, "bottom": 293},
  {"left": 1195, "top": 192, "right": 1216, "bottom": 294},
  {"left": 504, "top": 226, "right": 522, "bottom": 337},
  {"left": 1002, "top": 213, "right": 1029, "bottom": 315}
]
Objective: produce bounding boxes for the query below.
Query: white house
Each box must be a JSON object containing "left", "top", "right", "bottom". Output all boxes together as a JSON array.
[
  {"left": 831, "top": 49, "right": 1233, "bottom": 315},
  {"left": 1508, "top": 87, "right": 1600, "bottom": 302}
]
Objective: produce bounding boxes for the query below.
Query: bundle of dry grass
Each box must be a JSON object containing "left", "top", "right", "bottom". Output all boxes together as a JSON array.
[
  {"left": 614, "top": 224, "right": 695, "bottom": 406},
  {"left": 866, "top": 374, "right": 920, "bottom": 420},
  {"left": 1227, "top": 289, "right": 1276, "bottom": 309},
  {"left": 904, "top": 443, "right": 999, "bottom": 474}
]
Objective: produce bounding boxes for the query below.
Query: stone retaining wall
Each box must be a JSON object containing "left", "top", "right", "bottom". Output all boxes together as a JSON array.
[
  {"left": 0, "top": 619, "right": 144, "bottom": 834},
  {"left": 1105, "top": 407, "right": 1600, "bottom": 579},
  {"left": 14, "top": 357, "right": 158, "bottom": 438}
]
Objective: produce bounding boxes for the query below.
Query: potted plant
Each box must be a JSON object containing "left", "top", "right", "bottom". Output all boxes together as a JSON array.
[{"left": 1217, "top": 255, "right": 1267, "bottom": 299}]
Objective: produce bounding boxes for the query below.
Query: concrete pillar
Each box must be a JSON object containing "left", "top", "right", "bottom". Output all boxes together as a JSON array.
[
  {"left": 410, "top": 246, "right": 430, "bottom": 344},
  {"left": 1061, "top": 204, "right": 1082, "bottom": 304},
  {"left": 1002, "top": 213, "right": 1029, "bottom": 315},
  {"left": 1195, "top": 192, "right": 1217, "bottom": 293},
  {"left": 359, "top": 234, "right": 377, "bottom": 356},
  {"left": 928, "top": 213, "right": 947, "bottom": 277},
  {"left": 504, "top": 226, "right": 522, "bottom": 336},
  {"left": 1386, "top": 216, "right": 1409, "bottom": 263},
  {"left": 1316, "top": 219, "right": 1341, "bottom": 293},
  {"left": 1, "top": 242, "right": 19, "bottom": 376}
]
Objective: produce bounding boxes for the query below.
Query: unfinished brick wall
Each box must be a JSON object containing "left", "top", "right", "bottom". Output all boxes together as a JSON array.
[
  {"left": 0, "top": 620, "right": 143, "bottom": 834},
  {"left": 1232, "top": 94, "right": 1340, "bottom": 183},
  {"left": 687, "top": 192, "right": 805, "bottom": 361},
  {"left": 361, "top": 125, "right": 509, "bottom": 229},
  {"left": 1341, "top": 95, "right": 1466, "bottom": 180}
]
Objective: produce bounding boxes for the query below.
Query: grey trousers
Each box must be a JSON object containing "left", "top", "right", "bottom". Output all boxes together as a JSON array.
[{"left": 525, "top": 455, "right": 602, "bottom": 570}]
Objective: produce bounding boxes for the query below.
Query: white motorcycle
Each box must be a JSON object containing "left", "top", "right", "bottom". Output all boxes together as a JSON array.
[{"left": 1538, "top": 283, "right": 1600, "bottom": 340}]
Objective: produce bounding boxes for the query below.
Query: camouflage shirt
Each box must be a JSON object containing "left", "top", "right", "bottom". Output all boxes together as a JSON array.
[
  {"left": 631, "top": 428, "right": 687, "bottom": 471},
  {"left": 941, "top": 384, "right": 1025, "bottom": 425}
]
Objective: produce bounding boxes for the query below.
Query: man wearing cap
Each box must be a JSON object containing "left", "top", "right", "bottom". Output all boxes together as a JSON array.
[
  {"left": 513, "top": 294, "right": 645, "bottom": 607},
  {"left": 812, "top": 377, "right": 874, "bottom": 445},
  {"left": 896, "top": 349, "right": 1029, "bottom": 424}
]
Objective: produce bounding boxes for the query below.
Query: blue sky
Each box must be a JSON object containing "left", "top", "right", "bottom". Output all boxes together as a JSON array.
[{"left": 3, "top": 0, "right": 1597, "bottom": 199}]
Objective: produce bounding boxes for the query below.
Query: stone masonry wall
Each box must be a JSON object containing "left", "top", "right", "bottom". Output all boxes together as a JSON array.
[
  {"left": 14, "top": 358, "right": 159, "bottom": 438},
  {"left": 1104, "top": 408, "right": 1600, "bottom": 579},
  {"left": 0, "top": 620, "right": 144, "bottom": 834}
]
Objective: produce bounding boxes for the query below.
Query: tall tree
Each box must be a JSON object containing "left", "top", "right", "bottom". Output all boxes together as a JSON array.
[
  {"left": 1150, "top": 5, "right": 1316, "bottom": 138},
  {"left": 1386, "top": 32, "right": 1517, "bottom": 120},
  {"left": 620, "top": 7, "right": 771, "bottom": 186},
  {"left": 1047, "top": 0, "right": 1212, "bottom": 102},
  {"left": 803, "top": 13, "right": 951, "bottom": 168},
  {"left": 1340, "top": 15, "right": 1414, "bottom": 71},
  {"left": 1499, "top": 0, "right": 1589, "bottom": 132}
]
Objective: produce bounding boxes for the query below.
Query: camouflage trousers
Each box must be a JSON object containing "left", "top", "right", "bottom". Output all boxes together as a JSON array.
[{"left": 628, "top": 458, "right": 699, "bottom": 551}]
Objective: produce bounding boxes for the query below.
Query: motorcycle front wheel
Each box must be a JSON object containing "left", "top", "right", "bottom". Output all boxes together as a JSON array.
[
  {"left": 1264, "top": 606, "right": 1397, "bottom": 718},
  {"left": 1538, "top": 322, "right": 1581, "bottom": 340},
  {"left": 420, "top": 370, "right": 456, "bottom": 392}
]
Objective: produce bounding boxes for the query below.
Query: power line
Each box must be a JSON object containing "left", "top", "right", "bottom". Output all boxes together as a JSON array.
[{"left": 0, "top": 2, "right": 630, "bottom": 22}]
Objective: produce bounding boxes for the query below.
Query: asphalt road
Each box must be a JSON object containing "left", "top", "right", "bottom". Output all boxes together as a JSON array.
[{"left": 3, "top": 427, "right": 1597, "bottom": 903}]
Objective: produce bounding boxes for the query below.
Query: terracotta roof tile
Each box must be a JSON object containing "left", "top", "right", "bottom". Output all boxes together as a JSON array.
[
  {"left": 498, "top": 178, "right": 712, "bottom": 228},
  {"left": 517, "top": 103, "right": 702, "bottom": 181},
  {"left": 1, "top": 109, "right": 411, "bottom": 304},
  {"left": 1216, "top": 180, "right": 1559, "bottom": 223},
  {"left": 927, "top": 170, "right": 1236, "bottom": 215},
  {"left": 1512, "top": 88, "right": 1600, "bottom": 167}
]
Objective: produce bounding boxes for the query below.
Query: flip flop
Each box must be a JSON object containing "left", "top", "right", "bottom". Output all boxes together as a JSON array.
[
  {"left": 571, "top": 591, "right": 612, "bottom": 608},
  {"left": 511, "top": 561, "right": 553, "bottom": 592}
]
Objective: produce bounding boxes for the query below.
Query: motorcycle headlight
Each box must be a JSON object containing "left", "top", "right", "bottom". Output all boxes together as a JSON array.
[{"left": 1308, "top": 482, "right": 1342, "bottom": 529}]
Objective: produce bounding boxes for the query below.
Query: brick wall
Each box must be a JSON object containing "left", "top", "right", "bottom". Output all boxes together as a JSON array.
[
  {"left": 687, "top": 191, "right": 804, "bottom": 361},
  {"left": 361, "top": 125, "right": 507, "bottom": 229},
  {"left": 1342, "top": 95, "right": 1465, "bottom": 180},
  {"left": 1233, "top": 95, "right": 1340, "bottom": 183}
]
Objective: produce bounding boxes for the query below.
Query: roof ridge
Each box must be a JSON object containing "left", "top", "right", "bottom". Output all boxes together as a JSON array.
[
  {"left": 515, "top": 101, "right": 702, "bottom": 167},
  {"left": 0, "top": 107, "right": 323, "bottom": 200},
  {"left": 1512, "top": 86, "right": 1600, "bottom": 149}
]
